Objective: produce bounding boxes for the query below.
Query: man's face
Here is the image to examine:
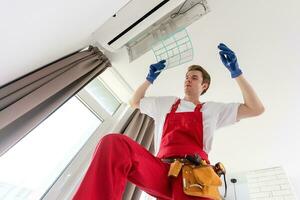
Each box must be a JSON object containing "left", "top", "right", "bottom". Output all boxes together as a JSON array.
[{"left": 184, "top": 70, "right": 208, "bottom": 96}]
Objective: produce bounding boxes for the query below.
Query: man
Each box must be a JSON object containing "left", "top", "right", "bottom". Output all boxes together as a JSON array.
[{"left": 73, "top": 43, "right": 264, "bottom": 200}]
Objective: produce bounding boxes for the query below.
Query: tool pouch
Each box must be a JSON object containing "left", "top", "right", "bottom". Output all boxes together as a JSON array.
[
  {"left": 182, "top": 165, "right": 222, "bottom": 200},
  {"left": 168, "top": 160, "right": 184, "bottom": 177}
]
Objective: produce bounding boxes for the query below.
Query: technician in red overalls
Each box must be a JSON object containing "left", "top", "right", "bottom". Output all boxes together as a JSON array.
[{"left": 73, "top": 43, "right": 264, "bottom": 200}]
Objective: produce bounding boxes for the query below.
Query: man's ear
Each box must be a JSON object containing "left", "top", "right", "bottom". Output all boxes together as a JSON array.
[{"left": 202, "top": 82, "right": 208, "bottom": 90}]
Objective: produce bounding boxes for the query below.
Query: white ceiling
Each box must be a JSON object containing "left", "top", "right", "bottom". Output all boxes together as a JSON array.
[{"left": 1, "top": 0, "right": 300, "bottom": 196}]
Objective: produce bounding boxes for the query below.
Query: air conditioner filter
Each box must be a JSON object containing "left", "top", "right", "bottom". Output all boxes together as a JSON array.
[{"left": 152, "top": 29, "right": 193, "bottom": 70}]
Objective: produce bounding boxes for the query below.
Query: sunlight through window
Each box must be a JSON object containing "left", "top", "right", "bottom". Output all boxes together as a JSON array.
[{"left": 0, "top": 97, "right": 101, "bottom": 200}]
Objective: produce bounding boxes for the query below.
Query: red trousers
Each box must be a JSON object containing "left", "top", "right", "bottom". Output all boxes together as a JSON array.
[{"left": 73, "top": 134, "right": 211, "bottom": 200}]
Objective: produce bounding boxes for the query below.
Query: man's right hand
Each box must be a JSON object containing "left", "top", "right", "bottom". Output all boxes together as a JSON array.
[{"left": 146, "top": 60, "right": 166, "bottom": 84}]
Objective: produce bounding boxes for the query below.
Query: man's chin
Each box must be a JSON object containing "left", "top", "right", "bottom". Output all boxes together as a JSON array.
[{"left": 184, "top": 89, "right": 191, "bottom": 95}]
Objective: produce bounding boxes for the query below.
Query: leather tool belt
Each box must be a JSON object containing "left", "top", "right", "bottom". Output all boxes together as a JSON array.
[{"left": 163, "top": 155, "right": 227, "bottom": 200}]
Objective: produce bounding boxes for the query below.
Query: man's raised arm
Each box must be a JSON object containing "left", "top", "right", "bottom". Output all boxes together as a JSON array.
[
  {"left": 218, "top": 43, "right": 265, "bottom": 120},
  {"left": 129, "top": 60, "right": 166, "bottom": 109}
]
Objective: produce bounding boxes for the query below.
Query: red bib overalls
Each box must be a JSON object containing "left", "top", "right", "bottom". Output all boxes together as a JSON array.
[
  {"left": 73, "top": 99, "right": 211, "bottom": 200},
  {"left": 157, "top": 99, "right": 208, "bottom": 161}
]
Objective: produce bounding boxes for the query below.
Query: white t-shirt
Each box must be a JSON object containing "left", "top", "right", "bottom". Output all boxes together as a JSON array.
[{"left": 140, "top": 96, "right": 240, "bottom": 155}]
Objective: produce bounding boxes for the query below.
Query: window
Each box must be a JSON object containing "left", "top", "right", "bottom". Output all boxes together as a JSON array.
[
  {"left": 0, "top": 97, "right": 101, "bottom": 200},
  {"left": 140, "top": 192, "right": 156, "bottom": 200},
  {"left": 84, "top": 78, "right": 121, "bottom": 116},
  {"left": 0, "top": 66, "right": 131, "bottom": 199},
  {"left": 99, "top": 68, "right": 133, "bottom": 103}
]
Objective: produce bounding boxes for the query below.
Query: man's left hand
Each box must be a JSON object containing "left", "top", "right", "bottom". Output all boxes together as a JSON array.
[{"left": 218, "top": 43, "right": 242, "bottom": 78}]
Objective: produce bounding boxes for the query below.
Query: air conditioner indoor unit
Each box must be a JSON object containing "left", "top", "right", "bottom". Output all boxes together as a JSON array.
[{"left": 93, "top": 0, "right": 210, "bottom": 62}]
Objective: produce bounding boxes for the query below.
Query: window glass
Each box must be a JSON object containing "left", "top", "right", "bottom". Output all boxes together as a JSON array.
[
  {"left": 85, "top": 78, "right": 121, "bottom": 115},
  {"left": 0, "top": 97, "right": 101, "bottom": 200}
]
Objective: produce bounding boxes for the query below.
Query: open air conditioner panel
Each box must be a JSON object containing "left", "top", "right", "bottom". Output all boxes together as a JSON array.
[{"left": 93, "top": 0, "right": 210, "bottom": 62}]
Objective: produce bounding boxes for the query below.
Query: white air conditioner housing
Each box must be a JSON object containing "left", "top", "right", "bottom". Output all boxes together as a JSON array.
[{"left": 93, "top": 0, "right": 210, "bottom": 61}]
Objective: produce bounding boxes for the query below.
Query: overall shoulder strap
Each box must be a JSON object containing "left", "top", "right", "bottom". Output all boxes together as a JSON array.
[
  {"left": 170, "top": 98, "right": 181, "bottom": 113},
  {"left": 194, "top": 102, "right": 204, "bottom": 112}
]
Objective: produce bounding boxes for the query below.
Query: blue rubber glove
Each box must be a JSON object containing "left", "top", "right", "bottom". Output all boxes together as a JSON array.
[
  {"left": 218, "top": 43, "right": 242, "bottom": 78},
  {"left": 146, "top": 60, "right": 166, "bottom": 84}
]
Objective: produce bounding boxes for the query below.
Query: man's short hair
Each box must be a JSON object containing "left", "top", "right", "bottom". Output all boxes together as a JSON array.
[{"left": 187, "top": 65, "right": 211, "bottom": 95}]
